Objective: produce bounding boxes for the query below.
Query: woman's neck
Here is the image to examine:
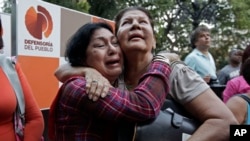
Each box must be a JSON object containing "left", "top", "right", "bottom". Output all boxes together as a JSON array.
[{"left": 124, "top": 53, "right": 153, "bottom": 90}]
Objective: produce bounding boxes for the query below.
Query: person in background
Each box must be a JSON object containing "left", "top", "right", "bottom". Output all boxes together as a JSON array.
[
  {"left": 48, "top": 22, "right": 172, "bottom": 141},
  {"left": 184, "top": 25, "right": 218, "bottom": 84},
  {"left": 0, "top": 17, "right": 44, "bottom": 141},
  {"left": 217, "top": 49, "right": 243, "bottom": 85},
  {"left": 223, "top": 44, "right": 250, "bottom": 103},
  {"left": 226, "top": 57, "right": 250, "bottom": 124},
  {"left": 55, "top": 7, "right": 238, "bottom": 141}
]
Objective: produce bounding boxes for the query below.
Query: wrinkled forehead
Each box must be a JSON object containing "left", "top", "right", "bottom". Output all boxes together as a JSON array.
[{"left": 122, "top": 10, "right": 149, "bottom": 18}]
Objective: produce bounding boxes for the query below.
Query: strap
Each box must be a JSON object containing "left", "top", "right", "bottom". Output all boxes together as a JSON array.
[
  {"left": 238, "top": 94, "right": 250, "bottom": 104},
  {"left": 0, "top": 54, "right": 25, "bottom": 115},
  {"left": 172, "top": 112, "right": 184, "bottom": 128},
  {"left": 238, "top": 94, "right": 250, "bottom": 124}
]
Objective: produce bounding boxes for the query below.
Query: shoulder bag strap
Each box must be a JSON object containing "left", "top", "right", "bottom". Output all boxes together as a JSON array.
[
  {"left": 238, "top": 94, "right": 250, "bottom": 104},
  {"left": 0, "top": 54, "right": 25, "bottom": 115},
  {"left": 238, "top": 94, "right": 250, "bottom": 124}
]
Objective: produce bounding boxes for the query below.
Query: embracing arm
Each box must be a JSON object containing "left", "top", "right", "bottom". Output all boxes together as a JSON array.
[
  {"left": 54, "top": 63, "right": 99, "bottom": 83},
  {"left": 65, "top": 61, "right": 171, "bottom": 122},
  {"left": 55, "top": 63, "right": 110, "bottom": 84},
  {"left": 16, "top": 63, "right": 44, "bottom": 141},
  {"left": 55, "top": 63, "right": 111, "bottom": 100}
]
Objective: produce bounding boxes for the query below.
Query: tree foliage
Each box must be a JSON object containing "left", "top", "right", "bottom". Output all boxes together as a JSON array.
[
  {"left": 110, "top": 0, "right": 250, "bottom": 69},
  {"left": 1, "top": 0, "right": 90, "bottom": 13},
  {"left": 43, "top": 0, "right": 90, "bottom": 13},
  {"left": 2, "top": 0, "right": 11, "bottom": 13},
  {"left": 2, "top": 0, "right": 250, "bottom": 69},
  {"left": 229, "top": 0, "right": 250, "bottom": 30},
  {"left": 88, "top": 0, "right": 118, "bottom": 20}
]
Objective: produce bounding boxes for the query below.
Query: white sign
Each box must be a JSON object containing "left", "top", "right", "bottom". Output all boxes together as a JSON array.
[{"left": 17, "top": 0, "right": 61, "bottom": 57}]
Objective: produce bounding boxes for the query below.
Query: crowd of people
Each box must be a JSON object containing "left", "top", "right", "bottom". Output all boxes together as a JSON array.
[{"left": 1, "top": 5, "right": 250, "bottom": 141}]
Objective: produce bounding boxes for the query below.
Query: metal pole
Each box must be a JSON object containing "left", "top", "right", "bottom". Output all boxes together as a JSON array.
[{"left": 11, "top": 0, "right": 17, "bottom": 56}]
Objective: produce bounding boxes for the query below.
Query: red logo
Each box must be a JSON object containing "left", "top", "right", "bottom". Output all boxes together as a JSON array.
[{"left": 25, "top": 5, "right": 53, "bottom": 40}]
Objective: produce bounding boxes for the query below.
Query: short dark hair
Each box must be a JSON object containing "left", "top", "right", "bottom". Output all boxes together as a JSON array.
[
  {"left": 241, "top": 57, "right": 250, "bottom": 85},
  {"left": 65, "top": 22, "right": 113, "bottom": 66},
  {"left": 229, "top": 49, "right": 238, "bottom": 57},
  {"left": 190, "top": 25, "right": 210, "bottom": 49}
]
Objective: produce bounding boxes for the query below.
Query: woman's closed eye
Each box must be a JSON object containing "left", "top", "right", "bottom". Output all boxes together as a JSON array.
[
  {"left": 94, "top": 44, "right": 105, "bottom": 48},
  {"left": 121, "top": 20, "right": 130, "bottom": 26}
]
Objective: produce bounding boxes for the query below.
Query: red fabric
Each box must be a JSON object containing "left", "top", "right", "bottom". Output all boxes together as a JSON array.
[
  {"left": 0, "top": 62, "right": 44, "bottom": 141},
  {"left": 48, "top": 61, "right": 171, "bottom": 141},
  {"left": 48, "top": 82, "right": 66, "bottom": 141}
]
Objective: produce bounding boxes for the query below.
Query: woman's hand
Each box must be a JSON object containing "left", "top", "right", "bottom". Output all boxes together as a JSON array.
[
  {"left": 54, "top": 63, "right": 111, "bottom": 101},
  {"left": 84, "top": 69, "right": 111, "bottom": 101},
  {"left": 154, "top": 51, "right": 180, "bottom": 64}
]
